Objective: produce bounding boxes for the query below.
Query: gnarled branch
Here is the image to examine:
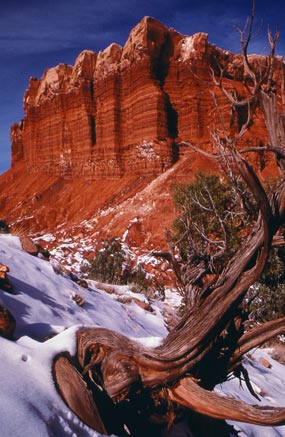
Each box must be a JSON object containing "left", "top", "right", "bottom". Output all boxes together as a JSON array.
[{"left": 169, "top": 376, "right": 285, "bottom": 426}]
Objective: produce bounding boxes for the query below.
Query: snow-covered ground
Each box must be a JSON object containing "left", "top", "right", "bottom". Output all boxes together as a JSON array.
[
  {"left": 218, "top": 349, "right": 285, "bottom": 436},
  {"left": 0, "top": 234, "right": 285, "bottom": 436}
]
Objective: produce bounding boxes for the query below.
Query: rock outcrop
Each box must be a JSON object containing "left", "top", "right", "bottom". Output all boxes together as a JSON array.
[
  {"left": 10, "top": 17, "right": 273, "bottom": 180},
  {"left": 2, "top": 17, "right": 284, "bottom": 258}
]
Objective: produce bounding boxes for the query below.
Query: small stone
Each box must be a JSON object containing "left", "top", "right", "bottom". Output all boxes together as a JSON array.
[
  {"left": 259, "top": 357, "right": 271, "bottom": 369},
  {"left": 20, "top": 236, "right": 38, "bottom": 256}
]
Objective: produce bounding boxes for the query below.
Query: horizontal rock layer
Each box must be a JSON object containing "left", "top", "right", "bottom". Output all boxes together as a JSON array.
[{"left": 10, "top": 17, "right": 278, "bottom": 179}]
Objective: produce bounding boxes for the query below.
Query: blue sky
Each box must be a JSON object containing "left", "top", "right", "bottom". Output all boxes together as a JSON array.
[{"left": 1, "top": 0, "right": 285, "bottom": 174}]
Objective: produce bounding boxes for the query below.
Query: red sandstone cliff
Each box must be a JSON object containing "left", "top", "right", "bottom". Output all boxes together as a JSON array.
[
  {"left": 1, "top": 17, "right": 283, "bottom": 255},
  {"left": 10, "top": 17, "right": 276, "bottom": 180}
]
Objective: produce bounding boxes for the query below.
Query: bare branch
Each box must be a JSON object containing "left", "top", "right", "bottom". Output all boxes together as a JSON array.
[
  {"left": 229, "top": 317, "right": 285, "bottom": 370},
  {"left": 177, "top": 141, "right": 220, "bottom": 159},
  {"left": 169, "top": 376, "right": 285, "bottom": 426}
]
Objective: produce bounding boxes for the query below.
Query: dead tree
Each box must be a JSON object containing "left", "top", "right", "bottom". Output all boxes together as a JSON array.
[{"left": 53, "top": 3, "right": 285, "bottom": 435}]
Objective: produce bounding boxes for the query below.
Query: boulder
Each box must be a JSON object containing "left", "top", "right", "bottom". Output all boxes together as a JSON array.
[
  {"left": 20, "top": 236, "right": 38, "bottom": 256},
  {"left": 0, "top": 263, "right": 13, "bottom": 293},
  {"left": 258, "top": 357, "right": 272, "bottom": 369},
  {"left": 0, "top": 305, "right": 16, "bottom": 339}
]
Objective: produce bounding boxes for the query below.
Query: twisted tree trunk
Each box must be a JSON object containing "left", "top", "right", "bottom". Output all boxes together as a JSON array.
[
  {"left": 53, "top": 156, "right": 285, "bottom": 435},
  {"left": 53, "top": 5, "right": 285, "bottom": 433}
]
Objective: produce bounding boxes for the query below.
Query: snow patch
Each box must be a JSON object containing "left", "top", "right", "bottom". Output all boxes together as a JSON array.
[
  {"left": 180, "top": 35, "right": 196, "bottom": 60},
  {"left": 136, "top": 140, "right": 158, "bottom": 159}
]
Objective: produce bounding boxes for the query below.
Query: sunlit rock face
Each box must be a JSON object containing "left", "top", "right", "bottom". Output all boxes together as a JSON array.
[{"left": 11, "top": 16, "right": 275, "bottom": 179}]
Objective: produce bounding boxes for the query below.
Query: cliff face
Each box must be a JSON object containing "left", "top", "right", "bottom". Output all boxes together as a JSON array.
[
  {"left": 2, "top": 16, "right": 284, "bottom": 261},
  {"left": 10, "top": 17, "right": 271, "bottom": 180}
]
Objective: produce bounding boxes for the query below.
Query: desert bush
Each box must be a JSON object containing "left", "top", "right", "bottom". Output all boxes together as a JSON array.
[
  {"left": 172, "top": 173, "right": 285, "bottom": 320},
  {"left": 246, "top": 247, "right": 285, "bottom": 322},
  {"left": 172, "top": 172, "right": 257, "bottom": 272},
  {"left": 89, "top": 238, "right": 126, "bottom": 284},
  {"left": 88, "top": 238, "right": 152, "bottom": 293},
  {"left": 0, "top": 220, "right": 9, "bottom": 234},
  {"left": 128, "top": 264, "right": 152, "bottom": 293}
]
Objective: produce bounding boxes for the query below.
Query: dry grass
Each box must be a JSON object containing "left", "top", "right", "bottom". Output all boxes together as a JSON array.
[{"left": 10, "top": 221, "right": 37, "bottom": 238}]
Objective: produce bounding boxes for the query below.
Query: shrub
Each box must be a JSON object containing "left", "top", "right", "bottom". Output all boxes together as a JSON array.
[
  {"left": 0, "top": 220, "right": 9, "bottom": 234},
  {"left": 89, "top": 238, "right": 125, "bottom": 284},
  {"left": 172, "top": 172, "right": 285, "bottom": 321},
  {"left": 246, "top": 246, "right": 285, "bottom": 322},
  {"left": 172, "top": 172, "right": 257, "bottom": 272},
  {"left": 88, "top": 238, "right": 152, "bottom": 293},
  {"left": 128, "top": 264, "right": 152, "bottom": 293}
]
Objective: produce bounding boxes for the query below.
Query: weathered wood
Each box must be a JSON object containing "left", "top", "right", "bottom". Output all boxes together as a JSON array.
[
  {"left": 53, "top": 119, "right": 285, "bottom": 434},
  {"left": 229, "top": 317, "right": 285, "bottom": 370},
  {"left": 53, "top": 354, "right": 108, "bottom": 434},
  {"left": 52, "top": 6, "right": 285, "bottom": 432},
  {"left": 169, "top": 376, "right": 285, "bottom": 426}
]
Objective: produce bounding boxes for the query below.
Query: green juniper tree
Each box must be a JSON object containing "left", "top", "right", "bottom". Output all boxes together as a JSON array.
[{"left": 172, "top": 174, "right": 285, "bottom": 320}]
